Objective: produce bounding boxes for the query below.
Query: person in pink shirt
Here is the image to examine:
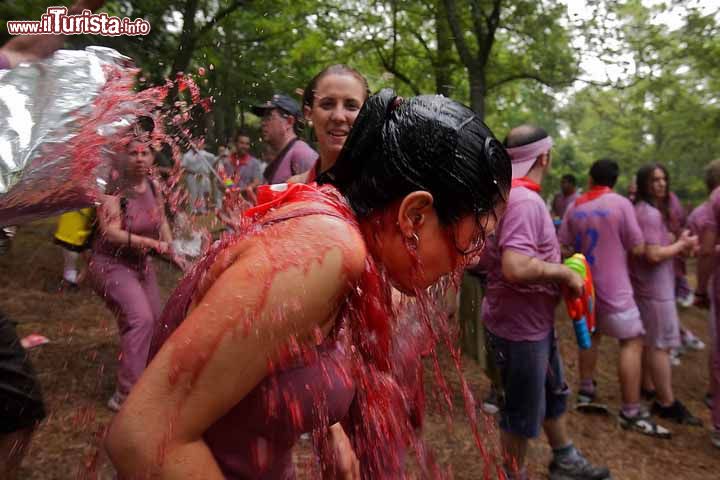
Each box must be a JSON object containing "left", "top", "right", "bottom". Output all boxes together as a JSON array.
[
  {"left": 668, "top": 190, "right": 706, "bottom": 353},
  {"left": 483, "top": 125, "right": 610, "bottom": 480},
  {"left": 251, "top": 94, "right": 319, "bottom": 184},
  {"left": 630, "top": 163, "right": 701, "bottom": 426},
  {"left": 552, "top": 174, "right": 579, "bottom": 221},
  {"left": 694, "top": 158, "right": 720, "bottom": 448},
  {"left": 559, "top": 159, "right": 669, "bottom": 437}
]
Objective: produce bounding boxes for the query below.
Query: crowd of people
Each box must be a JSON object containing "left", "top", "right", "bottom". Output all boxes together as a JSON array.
[{"left": 1, "top": 3, "right": 719, "bottom": 480}]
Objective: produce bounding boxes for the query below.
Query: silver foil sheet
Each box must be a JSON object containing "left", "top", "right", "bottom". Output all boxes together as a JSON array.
[{"left": 0, "top": 46, "right": 158, "bottom": 226}]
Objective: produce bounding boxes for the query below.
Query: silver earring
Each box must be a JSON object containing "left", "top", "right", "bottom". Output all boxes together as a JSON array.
[{"left": 411, "top": 232, "right": 419, "bottom": 245}]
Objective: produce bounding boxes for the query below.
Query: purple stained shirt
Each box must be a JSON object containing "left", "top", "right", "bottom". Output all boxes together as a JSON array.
[
  {"left": 687, "top": 202, "right": 716, "bottom": 237},
  {"left": 558, "top": 192, "right": 643, "bottom": 315},
  {"left": 552, "top": 191, "right": 579, "bottom": 218},
  {"left": 482, "top": 186, "right": 561, "bottom": 341},
  {"left": 629, "top": 201, "right": 675, "bottom": 301},
  {"left": 266, "top": 139, "right": 318, "bottom": 184}
]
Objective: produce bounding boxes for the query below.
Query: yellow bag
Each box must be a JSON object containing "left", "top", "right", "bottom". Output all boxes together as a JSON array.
[{"left": 53, "top": 208, "right": 95, "bottom": 251}]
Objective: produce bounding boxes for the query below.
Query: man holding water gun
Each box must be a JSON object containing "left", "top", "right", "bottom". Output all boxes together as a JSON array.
[
  {"left": 559, "top": 159, "right": 670, "bottom": 438},
  {"left": 482, "top": 125, "right": 610, "bottom": 480}
]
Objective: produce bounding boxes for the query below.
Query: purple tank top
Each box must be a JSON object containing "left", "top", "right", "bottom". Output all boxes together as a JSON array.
[
  {"left": 92, "top": 181, "right": 162, "bottom": 265},
  {"left": 149, "top": 184, "right": 426, "bottom": 479},
  {"left": 148, "top": 189, "right": 357, "bottom": 479}
]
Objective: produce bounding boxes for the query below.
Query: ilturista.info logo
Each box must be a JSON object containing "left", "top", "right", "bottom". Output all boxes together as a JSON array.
[{"left": 7, "top": 7, "right": 151, "bottom": 36}]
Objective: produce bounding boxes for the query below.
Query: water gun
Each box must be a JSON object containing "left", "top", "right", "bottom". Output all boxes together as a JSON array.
[{"left": 563, "top": 253, "right": 596, "bottom": 350}]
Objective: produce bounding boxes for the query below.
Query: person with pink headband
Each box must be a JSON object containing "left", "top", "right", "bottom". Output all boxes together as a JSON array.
[{"left": 482, "top": 125, "right": 610, "bottom": 480}]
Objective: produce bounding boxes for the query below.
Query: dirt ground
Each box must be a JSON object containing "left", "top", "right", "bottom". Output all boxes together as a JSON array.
[{"left": 2, "top": 217, "right": 718, "bottom": 479}]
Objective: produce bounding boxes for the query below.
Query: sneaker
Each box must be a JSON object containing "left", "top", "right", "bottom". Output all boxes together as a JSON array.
[
  {"left": 576, "top": 388, "right": 608, "bottom": 415},
  {"left": 681, "top": 330, "right": 705, "bottom": 351},
  {"left": 651, "top": 400, "right": 703, "bottom": 426},
  {"left": 63, "top": 269, "right": 79, "bottom": 285},
  {"left": 107, "top": 391, "right": 126, "bottom": 412},
  {"left": 712, "top": 429, "right": 720, "bottom": 449},
  {"left": 670, "top": 348, "right": 682, "bottom": 366},
  {"left": 481, "top": 389, "right": 500, "bottom": 415},
  {"left": 677, "top": 291, "right": 694, "bottom": 308},
  {"left": 549, "top": 451, "right": 611, "bottom": 480},
  {"left": 618, "top": 409, "right": 671, "bottom": 439}
]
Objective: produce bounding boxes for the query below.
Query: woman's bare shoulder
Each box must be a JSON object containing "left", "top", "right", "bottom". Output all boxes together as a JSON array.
[{"left": 270, "top": 204, "right": 367, "bottom": 279}]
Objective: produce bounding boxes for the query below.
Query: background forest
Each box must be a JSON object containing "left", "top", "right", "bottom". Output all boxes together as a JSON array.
[{"left": 2, "top": 0, "right": 719, "bottom": 202}]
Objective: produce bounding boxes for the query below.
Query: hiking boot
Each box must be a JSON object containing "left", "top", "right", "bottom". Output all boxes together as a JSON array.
[
  {"left": 549, "top": 451, "right": 611, "bottom": 480},
  {"left": 651, "top": 400, "right": 703, "bottom": 426},
  {"left": 618, "top": 409, "right": 671, "bottom": 439}
]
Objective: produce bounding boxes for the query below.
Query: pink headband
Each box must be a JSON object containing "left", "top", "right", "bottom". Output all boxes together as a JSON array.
[{"left": 506, "top": 136, "right": 553, "bottom": 178}]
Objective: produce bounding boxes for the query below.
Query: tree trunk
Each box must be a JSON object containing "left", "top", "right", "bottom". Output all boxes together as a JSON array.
[
  {"left": 171, "top": 0, "right": 200, "bottom": 76},
  {"left": 434, "top": 0, "right": 454, "bottom": 97},
  {"left": 469, "top": 69, "right": 486, "bottom": 119}
]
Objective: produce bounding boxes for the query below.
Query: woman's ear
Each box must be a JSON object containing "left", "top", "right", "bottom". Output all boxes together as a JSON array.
[{"left": 396, "top": 191, "right": 434, "bottom": 237}]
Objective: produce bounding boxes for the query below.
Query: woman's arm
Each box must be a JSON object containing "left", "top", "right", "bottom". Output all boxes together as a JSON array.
[
  {"left": 97, "top": 194, "right": 166, "bottom": 252},
  {"left": 644, "top": 230, "right": 696, "bottom": 264},
  {"left": 106, "top": 214, "right": 367, "bottom": 479}
]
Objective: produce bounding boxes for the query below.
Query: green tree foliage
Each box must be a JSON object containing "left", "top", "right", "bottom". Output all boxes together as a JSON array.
[
  {"left": 561, "top": 0, "right": 720, "bottom": 202},
  {"left": 2, "top": 0, "right": 718, "bottom": 200}
]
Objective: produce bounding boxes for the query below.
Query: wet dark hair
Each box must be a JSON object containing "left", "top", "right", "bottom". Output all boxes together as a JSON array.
[
  {"left": 302, "top": 64, "right": 370, "bottom": 109},
  {"left": 635, "top": 163, "right": 671, "bottom": 225},
  {"left": 561, "top": 174, "right": 577, "bottom": 185},
  {"left": 589, "top": 159, "right": 619, "bottom": 188},
  {"left": 318, "top": 88, "right": 511, "bottom": 241}
]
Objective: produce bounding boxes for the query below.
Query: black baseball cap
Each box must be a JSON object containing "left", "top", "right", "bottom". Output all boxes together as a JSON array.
[{"left": 251, "top": 93, "right": 302, "bottom": 118}]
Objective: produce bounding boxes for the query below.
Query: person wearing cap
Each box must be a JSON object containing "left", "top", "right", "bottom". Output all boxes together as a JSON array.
[
  {"left": 481, "top": 125, "right": 610, "bottom": 480},
  {"left": 251, "top": 93, "right": 318, "bottom": 184}
]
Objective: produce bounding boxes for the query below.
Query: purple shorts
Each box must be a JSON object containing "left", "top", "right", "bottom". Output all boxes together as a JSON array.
[
  {"left": 635, "top": 297, "right": 680, "bottom": 349},
  {"left": 596, "top": 306, "right": 645, "bottom": 340}
]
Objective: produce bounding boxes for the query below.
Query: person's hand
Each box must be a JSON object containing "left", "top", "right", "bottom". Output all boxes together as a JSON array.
[
  {"left": 679, "top": 229, "right": 698, "bottom": 248},
  {"left": 324, "top": 424, "right": 360, "bottom": 480},
  {"left": 170, "top": 251, "right": 191, "bottom": 272},
  {"left": 153, "top": 240, "right": 171, "bottom": 256},
  {"left": 563, "top": 267, "right": 584, "bottom": 299}
]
